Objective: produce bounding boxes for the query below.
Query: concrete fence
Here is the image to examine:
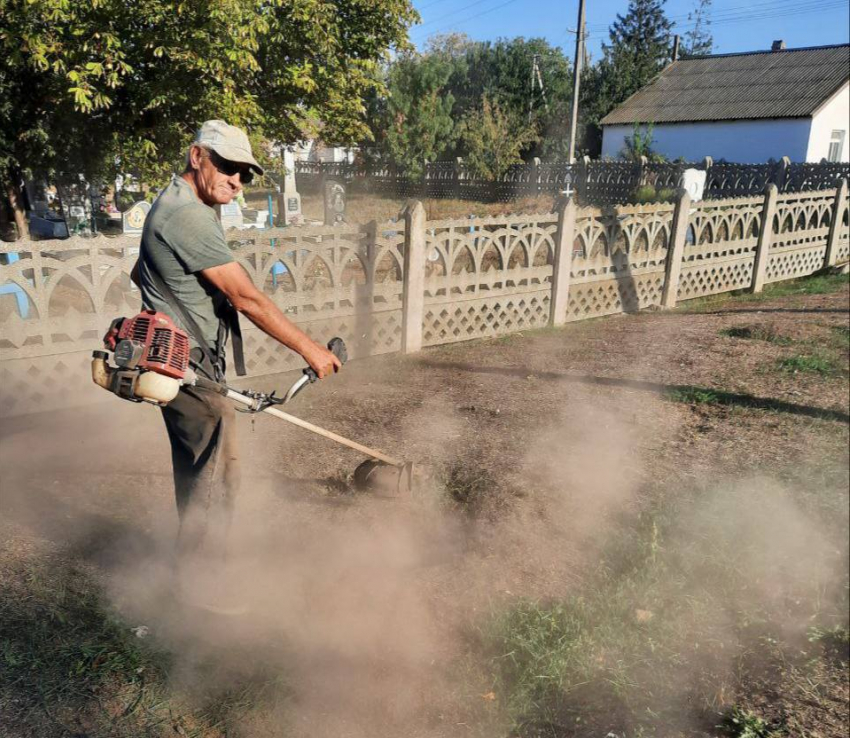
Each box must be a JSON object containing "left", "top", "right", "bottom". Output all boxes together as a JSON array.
[{"left": 1, "top": 181, "right": 847, "bottom": 417}]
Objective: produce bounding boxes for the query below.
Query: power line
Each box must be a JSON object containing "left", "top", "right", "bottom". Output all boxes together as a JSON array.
[
  {"left": 413, "top": 0, "right": 498, "bottom": 30},
  {"left": 409, "top": 0, "right": 524, "bottom": 38},
  {"left": 584, "top": 0, "right": 847, "bottom": 32}
]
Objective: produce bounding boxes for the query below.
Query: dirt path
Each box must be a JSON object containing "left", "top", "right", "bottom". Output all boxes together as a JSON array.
[{"left": 1, "top": 278, "right": 848, "bottom": 738}]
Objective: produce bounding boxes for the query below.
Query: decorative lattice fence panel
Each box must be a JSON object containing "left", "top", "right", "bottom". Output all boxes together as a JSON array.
[
  {"left": 677, "top": 195, "right": 762, "bottom": 300},
  {"left": 765, "top": 191, "right": 833, "bottom": 283},
  {"left": 421, "top": 214, "right": 557, "bottom": 346},
  {"left": 567, "top": 203, "right": 673, "bottom": 320},
  {"left": 0, "top": 221, "right": 404, "bottom": 416}
]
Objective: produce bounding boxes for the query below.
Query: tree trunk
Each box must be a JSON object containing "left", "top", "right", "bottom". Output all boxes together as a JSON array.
[{"left": 4, "top": 169, "right": 28, "bottom": 240}]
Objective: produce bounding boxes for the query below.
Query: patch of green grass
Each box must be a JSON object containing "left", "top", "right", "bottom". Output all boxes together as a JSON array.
[
  {"left": 666, "top": 385, "right": 720, "bottom": 404},
  {"left": 776, "top": 353, "right": 838, "bottom": 376},
  {"left": 718, "top": 707, "right": 777, "bottom": 738},
  {"left": 680, "top": 272, "right": 849, "bottom": 313},
  {"left": 720, "top": 325, "right": 792, "bottom": 345},
  {"left": 0, "top": 557, "right": 283, "bottom": 737},
  {"left": 761, "top": 271, "right": 849, "bottom": 298}
]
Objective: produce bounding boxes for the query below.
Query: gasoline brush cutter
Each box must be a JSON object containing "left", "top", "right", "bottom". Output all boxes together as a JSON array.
[{"left": 91, "top": 309, "right": 416, "bottom": 495}]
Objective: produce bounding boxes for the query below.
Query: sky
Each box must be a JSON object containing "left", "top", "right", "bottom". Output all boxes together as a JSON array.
[{"left": 408, "top": 0, "right": 850, "bottom": 60}]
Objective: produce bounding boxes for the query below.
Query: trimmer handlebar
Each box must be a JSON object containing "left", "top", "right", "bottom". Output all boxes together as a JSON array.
[{"left": 303, "top": 336, "right": 348, "bottom": 384}]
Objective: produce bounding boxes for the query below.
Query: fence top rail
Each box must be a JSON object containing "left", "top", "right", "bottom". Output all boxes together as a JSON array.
[
  {"left": 425, "top": 213, "right": 559, "bottom": 230},
  {"left": 775, "top": 188, "right": 839, "bottom": 203},
  {"left": 693, "top": 194, "right": 765, "bottom": 209}
]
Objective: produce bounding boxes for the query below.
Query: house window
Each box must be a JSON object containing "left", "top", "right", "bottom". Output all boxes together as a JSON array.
[{"left": 827, "top": 130, "right": 846, "bottom": 162}]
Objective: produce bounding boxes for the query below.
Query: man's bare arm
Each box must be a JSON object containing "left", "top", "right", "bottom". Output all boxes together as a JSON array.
[{"left": 200, "top": 261, "right": 340, "bottom": 378}]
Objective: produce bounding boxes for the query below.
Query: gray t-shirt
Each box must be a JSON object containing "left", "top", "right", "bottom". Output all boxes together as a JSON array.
[{"left": 139, "top": 176, "right": 234, "bottom": 350}]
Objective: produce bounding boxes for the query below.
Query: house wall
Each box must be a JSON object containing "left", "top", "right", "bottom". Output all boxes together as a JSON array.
[
  {"left": 601, "top": 119, "right": 813, "bottom": 163},
  {"left": 807, "top": 82, "right": 850, "bottom": 162}
]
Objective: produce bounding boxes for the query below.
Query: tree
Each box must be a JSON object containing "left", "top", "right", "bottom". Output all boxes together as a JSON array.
[
  {"left": 0, "top": 0, "right": 417, "bottom": 237},
  {"left": 580, "top": 0, "right": 673, "bottom": 156},
  {"left": 457, "top": 96, "right": 537, "bottom": 179},
  {"left": 683, "top": 0, "right": 713, "bottom": 56},
  {"left": 381, "top": 52, "right": 457, "bottom": 177}
]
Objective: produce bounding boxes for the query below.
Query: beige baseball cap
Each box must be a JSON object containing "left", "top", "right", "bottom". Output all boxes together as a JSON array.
[{"left": 194, "top": 120, "right": 264, "bottom": 176}]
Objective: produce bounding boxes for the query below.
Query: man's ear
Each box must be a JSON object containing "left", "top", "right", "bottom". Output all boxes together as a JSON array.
[{"left": 189, "top": 145, "right": 203, "bottom": 170}]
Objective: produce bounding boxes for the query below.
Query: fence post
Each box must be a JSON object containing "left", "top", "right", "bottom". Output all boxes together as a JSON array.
[
  {"left": 549, "top": 196, "right": 576, "bottom": 327},
  {"left": 824, "top": 178, "right": 848, "bottom": 268},
  {"left": 661, "top": 189, "right": 692, "bottom": 309},
  {"left": 401, "top": 200, "right": 427, "bottom": 353},
  {"left": 577, "top": 155, "right": 590, "bottom": 204},
  {"left": 751, "top": 183, "right": 778, "bottom": 293}
]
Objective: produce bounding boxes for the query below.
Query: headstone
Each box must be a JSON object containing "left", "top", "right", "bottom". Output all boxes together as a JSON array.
[
  {"left": 323, "top": 180, "right": 346, "bottom": 226},
  {"left": 680, "top": 169, "right": 706, "bottom": 202},
  {"left": 280, "top": 148, "right": 303, "bottom": 225},
  {"left": 217, "top": 200, "right": 244, "bottom": 230},
  {"left": 122, "top": 201, "right": 151, "bottom": 235}
]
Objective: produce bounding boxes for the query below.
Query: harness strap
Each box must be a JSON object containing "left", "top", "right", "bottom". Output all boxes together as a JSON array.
[{"left": 145, "top": 264, "right": 246, "bottom": 380}]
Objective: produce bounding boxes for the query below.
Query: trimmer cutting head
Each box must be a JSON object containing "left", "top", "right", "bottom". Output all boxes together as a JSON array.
[{"left": 353, "top": 460, "right": 419, "bottom": 497}]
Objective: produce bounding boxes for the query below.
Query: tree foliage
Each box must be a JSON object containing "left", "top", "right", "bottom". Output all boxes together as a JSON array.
[
  {"left": 380, "top": 52, "right": 456, "bottom": 177},
  {"left": 365, "top": 35, "right": 575, "bottom": 167},
  {"left": 0, "top": 0, "right": 417, "bottom": 214},
  {"left": 457, "top": 96, "right": 537, "bottom": 179}
]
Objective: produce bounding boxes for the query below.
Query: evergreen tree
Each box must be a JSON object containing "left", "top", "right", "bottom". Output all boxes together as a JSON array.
[
  {"left": 381, "top": 53, "right": 457, "bottom": 177},
  {"left": 683, "top": 0, "right": 714, "bottom": 56},
  {"left": 580, "top": 0, "right": 673, "bottom": 156}
]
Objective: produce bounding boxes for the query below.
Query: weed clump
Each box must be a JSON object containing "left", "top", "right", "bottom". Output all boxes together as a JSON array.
[
  {"left": 776, "top": 353, "right": 838, "bottom": 376},
  {"left": 440, "top": 462, "right": 496, "bottom": 511},
  {"left": 719, "top": 706, "right": 777, "bottom": 738},
  {"left": 666, "top": 385, "right": 720, "bottom": 404},
  {"left": 721, "top": 325, "right": 791, "bottom": 345}
]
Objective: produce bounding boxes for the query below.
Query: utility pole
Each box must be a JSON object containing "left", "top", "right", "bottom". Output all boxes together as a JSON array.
[
  {"left": 528, "top": 54, "right": 549, "bottom": 123},
  {"left": 567, "top": 0, "right": 586, "bottom": 164}
]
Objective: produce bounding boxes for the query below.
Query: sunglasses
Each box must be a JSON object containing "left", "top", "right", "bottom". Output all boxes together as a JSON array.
[{"left": 203, "top": 149, "right": 254, "bottom": 185}]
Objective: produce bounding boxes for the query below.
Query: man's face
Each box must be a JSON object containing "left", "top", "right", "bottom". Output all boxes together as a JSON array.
[{"left": 190, "top": 146, "right": 253, "bottom": 206}]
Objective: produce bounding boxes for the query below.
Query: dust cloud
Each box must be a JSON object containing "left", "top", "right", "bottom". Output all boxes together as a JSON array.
[{"left": 2, "top": 372, "right": 847, "bottom": 737}]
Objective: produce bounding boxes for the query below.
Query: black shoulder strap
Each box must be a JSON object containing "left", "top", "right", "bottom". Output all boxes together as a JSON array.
[{"left": 224, "top": 302, "right": 246, "bottom": 376}]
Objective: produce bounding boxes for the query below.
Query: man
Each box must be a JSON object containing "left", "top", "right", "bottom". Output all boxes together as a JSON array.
[{"left": 132, "top": 120, "right": 340, "bottom": 568}]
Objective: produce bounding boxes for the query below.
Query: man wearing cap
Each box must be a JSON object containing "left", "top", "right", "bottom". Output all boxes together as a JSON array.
[{"left": 133, "top": 121, "right": 341, "bottom": 571}]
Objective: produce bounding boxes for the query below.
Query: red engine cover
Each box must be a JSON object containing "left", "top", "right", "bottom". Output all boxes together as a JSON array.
[{"left": 114, "top": 310, "right": 190, "bottom": 379}]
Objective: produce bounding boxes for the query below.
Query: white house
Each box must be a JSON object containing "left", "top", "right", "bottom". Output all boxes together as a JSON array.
[
  {"left": 601, "top": 42, "right": 850, "bottom": 163},
  {"left": 291, "top": 140, "right": 356, "bottom": 164}
]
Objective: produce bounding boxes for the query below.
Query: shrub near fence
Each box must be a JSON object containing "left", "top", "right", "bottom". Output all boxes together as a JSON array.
[
  {"left": 0, "top": 182, "right": 847, "bottom": 417},
  {"left": 295, "top": 158, "right": 850, "bottom": 205}
]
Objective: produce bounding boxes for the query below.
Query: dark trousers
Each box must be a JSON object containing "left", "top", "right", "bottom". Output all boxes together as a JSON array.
[{"left": 161, "top": 384, "right": 240, "bottom": 558}]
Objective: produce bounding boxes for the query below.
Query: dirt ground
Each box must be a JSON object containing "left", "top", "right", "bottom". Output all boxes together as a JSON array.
[{"left": 1, "top": 277, "right": 848, "bottom": 737}]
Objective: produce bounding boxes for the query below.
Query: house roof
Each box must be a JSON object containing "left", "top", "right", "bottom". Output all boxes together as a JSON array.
[{"left": 600, "top": 43, "right": 850, "bottom": 126}]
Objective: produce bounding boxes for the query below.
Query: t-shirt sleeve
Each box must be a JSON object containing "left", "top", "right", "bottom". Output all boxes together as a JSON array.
[{"left": 161, "top": 204, "right": 234, "bottom": 273}]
